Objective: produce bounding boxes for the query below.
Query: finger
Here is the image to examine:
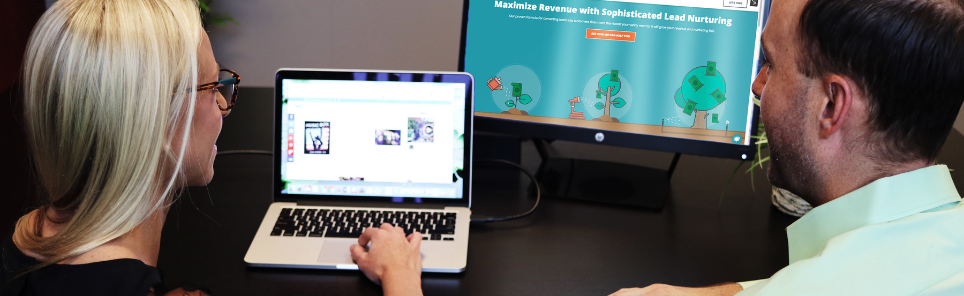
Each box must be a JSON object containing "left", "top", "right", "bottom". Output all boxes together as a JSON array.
[
  {"left": 608, "top": 287, "right": 644, "bottom": 296},
  {"left": 368, "top": 273, "right": 383, "bottom": 286},
  {"left": 408, "top": 231, "right": 421, "bottom": 243},
  {"left": 410, "top": 231, "right": 422, "bottom": 250},
  {"left": 379, "top": 223, "right": 394, "bottom": 230},
  {"left": 631, "top": 284, "right": 663, "bottom": 295},
  {"left": 349, "top": 243, "right": 368, "bottom": 263},
  {"left": 393, "top": 226, "right": 405, "bottom": 236},
  {"left": 638, "top": 284, "right": 663, "bottom": 293},
  {"left": 358, "top": 227, "right": 378, "bottom": 247}
]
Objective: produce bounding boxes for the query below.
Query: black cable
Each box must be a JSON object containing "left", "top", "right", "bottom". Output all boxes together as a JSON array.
[
  {"left": 470, "top": 159, "right": 541, "bottom": 224},
  {"left": 216, "top": 149, "right": 272, "bottom": 155}
]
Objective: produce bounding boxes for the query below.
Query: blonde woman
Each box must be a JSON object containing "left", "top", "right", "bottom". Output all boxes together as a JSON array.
[{"left": 0, "top": 1, "right": 423, "bottom": 295}]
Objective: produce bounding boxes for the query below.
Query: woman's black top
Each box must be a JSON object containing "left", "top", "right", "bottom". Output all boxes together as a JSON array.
[{"left": 0, "top": 234, "right": 163, "bottom": 296}]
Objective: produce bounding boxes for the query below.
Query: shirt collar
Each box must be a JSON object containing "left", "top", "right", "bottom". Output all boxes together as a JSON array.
[{"left": 786, "top": 165, "right": 960, "bottom": 264}]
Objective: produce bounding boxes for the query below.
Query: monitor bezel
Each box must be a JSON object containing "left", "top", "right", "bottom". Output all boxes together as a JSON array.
[
  {"left": 458, "top": 0, "right": 768, "bottom": 160},
  {"left": 273, "top": 69, "right": 474, "bottom": 207}
]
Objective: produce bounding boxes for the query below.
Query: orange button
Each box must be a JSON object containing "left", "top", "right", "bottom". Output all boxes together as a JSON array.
[{"left": 585, "top": 29, "right": 636, "bottom": 42}]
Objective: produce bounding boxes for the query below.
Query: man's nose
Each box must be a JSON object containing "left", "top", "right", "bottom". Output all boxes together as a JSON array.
[{"left": 751, "top": 64, "right": 769, "bottom": 99}]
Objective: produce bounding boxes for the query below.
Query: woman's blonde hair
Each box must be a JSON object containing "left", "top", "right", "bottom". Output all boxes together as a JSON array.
[{"left": 15, "top": 0, "right": 203, "bottom": 268}]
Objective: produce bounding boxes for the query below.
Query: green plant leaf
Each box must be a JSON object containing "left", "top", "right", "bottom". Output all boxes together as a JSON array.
[
  {"left": 213, "top": 14, "right": 239, "bottom": 25},
  {"left": 197, "top": 0, "right": 239, "bottom": 28},
  {"left": 756, "top": 137, "right": 765, "bottom": 169},
  {"left": 197, "top": 0, "right": 210, "bottom": 12},
  {"left": 749, "top": 164, "right": 755, "bottom": 191},
  {"left": 746, "top": 156, "right": 770, "bottom": 173},
  {"left": 594, "top": 102, "right": 605, "bottom": 110},
  {"left": 720, "top": 114, "right": 769, "bottom": 200}
]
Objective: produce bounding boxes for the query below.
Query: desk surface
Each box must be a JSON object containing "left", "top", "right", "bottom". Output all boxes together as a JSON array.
[{"left": 155, "top": 87, "right": 964, "bottom": 296}]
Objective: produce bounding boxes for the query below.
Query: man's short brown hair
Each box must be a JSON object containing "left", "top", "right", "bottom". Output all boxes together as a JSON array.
[{"left": 797, "top": 0, "right": 964, "bottom": 162}]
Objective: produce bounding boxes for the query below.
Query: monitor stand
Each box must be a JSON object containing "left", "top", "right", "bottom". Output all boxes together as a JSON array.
[{"left": 532, "top": 139, "right": 679, "bottom": 210}]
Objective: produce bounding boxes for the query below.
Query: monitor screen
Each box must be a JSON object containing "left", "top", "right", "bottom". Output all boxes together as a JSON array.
[
  {"left": 277, "top": 75, "right": 469, "bottom": 200},
  {"left": 461, "top": 0, "right": 768, "bottom": 159}
]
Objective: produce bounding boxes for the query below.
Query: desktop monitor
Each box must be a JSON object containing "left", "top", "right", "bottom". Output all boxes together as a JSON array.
[
  {"left": 459, "top": 0, "right": 771, "bottom": 208},
  {"left": 460, "top": 0, "right": 769, "bottom": 160}
]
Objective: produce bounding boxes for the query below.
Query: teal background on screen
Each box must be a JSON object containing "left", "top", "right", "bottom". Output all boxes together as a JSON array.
[{"left": 464, "top": 1, "right": 759, "bottom": 131}]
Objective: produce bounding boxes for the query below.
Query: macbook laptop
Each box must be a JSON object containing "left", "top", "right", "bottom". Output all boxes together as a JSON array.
[{"left": 244, "top": 69, "right": 474, "bottom": 273}]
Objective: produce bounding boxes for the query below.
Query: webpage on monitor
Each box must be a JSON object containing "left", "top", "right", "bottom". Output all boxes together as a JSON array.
[{"left": 464, "top": 0, "right": 766, "bottom": 146}]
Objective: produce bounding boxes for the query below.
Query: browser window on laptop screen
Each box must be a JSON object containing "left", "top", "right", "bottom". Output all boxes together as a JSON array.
[{"left": 279, "top": 79, "right": 467, "bottom": 199}]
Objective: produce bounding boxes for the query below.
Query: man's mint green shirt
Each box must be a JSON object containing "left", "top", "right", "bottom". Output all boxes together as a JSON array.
[{"left": 737, "top": 165, "right": 964, "bottom": 296}]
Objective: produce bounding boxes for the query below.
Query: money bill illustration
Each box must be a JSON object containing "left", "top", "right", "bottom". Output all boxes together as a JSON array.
[
  {"left": 683, "top": 100, "right": 697, "bottom": 115},
  {"left": 688, "top": 75, "right": 704, "bottom": 91},
  {"left": 711, "top": 88, "right": 726, "bottom": 104}
]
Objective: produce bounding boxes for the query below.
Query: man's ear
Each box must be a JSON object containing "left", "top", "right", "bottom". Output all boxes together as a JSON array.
[{"left": 819, "top": 75, "right": 857, "bottom": 139}]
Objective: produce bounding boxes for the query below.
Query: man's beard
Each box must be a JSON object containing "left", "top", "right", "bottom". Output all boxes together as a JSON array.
[{"left": 765, "top": 88, "right": 824, "bottom": 204}]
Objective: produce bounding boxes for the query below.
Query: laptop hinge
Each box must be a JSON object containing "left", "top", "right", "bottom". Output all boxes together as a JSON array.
[{"left": 296, "top": 200, "right": 446, "bottom": 210}]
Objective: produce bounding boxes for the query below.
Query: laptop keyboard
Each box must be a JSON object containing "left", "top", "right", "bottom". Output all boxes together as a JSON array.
[{"left": 270, "top": 208, "right": 458, "bottom": 241}]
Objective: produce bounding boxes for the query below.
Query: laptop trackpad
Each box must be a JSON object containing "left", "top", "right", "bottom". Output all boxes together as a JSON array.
[{"left": 316, "top": 239, "right": 356, "bottom": 264}]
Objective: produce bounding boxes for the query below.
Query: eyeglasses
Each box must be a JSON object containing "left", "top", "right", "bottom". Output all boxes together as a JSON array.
[{"left": 197, "top": 69, "right": 240, "bottom": 111}]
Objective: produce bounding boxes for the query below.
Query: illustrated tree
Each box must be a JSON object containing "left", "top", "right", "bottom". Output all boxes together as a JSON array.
[
  {"left": 592, "top": 70, "right": 626, "bottom": 122},
  {"left": 674, "top": 62, "right": 726, "bottom": 129}
]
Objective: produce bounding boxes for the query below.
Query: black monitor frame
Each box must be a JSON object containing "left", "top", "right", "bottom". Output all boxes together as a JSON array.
[{"left": 458, "top": 0, "right": 768, "bottom": 161}]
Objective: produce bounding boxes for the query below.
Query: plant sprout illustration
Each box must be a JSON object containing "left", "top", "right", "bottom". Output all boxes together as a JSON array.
[
  {"left": 489, "top": 65, "right": 541, "bottom": 115},
  {"left": 505, "top": 82, "right": 533, "bottom": 108},
  {"left": 592, "top": 70, "right": 626, "bottom": 122}
]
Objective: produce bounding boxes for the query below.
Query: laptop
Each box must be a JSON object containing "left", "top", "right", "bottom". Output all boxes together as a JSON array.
[{"left": 244, "top": 69, "right": 474, "bottom": 273}]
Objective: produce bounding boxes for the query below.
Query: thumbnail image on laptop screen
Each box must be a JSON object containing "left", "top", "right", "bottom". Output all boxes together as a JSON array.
[
  {"left": 464, "top": 0, "right": 766, "bottom": 146},
  {"left": 279, "top": 78, "right": 467, "bottom": 199}
]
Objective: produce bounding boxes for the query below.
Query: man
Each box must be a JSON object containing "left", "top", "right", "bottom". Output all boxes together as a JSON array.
[{"left": 612, "top": 0, "right": 964, "bottom": 295}]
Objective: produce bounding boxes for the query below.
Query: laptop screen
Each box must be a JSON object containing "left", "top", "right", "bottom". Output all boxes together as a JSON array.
[{"left": 277, "top": 72, "right": 471, "bottom": 202}]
